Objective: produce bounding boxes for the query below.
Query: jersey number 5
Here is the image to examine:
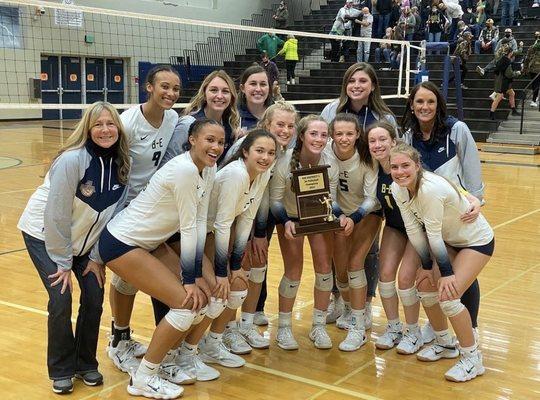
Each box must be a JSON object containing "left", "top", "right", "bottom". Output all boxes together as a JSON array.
[{"left": 152, "top": 151, "right": 162, "bottom": 167}]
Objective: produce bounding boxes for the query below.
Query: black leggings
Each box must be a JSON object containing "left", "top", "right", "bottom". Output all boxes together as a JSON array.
[
  {"left": 461, "top": 279, "right": 480, "bottom": 328},
  {"left": 285, "top": 60, "right": 297, "bottom": 81},
  {"left": 152, "top": 297, "right": 169, "bottom": 325}
]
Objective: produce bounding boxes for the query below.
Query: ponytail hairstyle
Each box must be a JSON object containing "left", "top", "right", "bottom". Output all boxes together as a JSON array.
[
  {"left": 257, "top": 100, "right": 298, "bottom": 130},
  {"left": 363, "top": 120, "right": 399, "bottom": 165},
  {"left": 182, "top": 118, "right": 223, "bottom": 151},
  {"left": 290, "top": 115, "right": 328, "bottom": 191},
  {"left": 144, "top": 64, "right": 181, "bottom": 103},
  {"left": 329, "top": 113, "right": 371, "bottom": 167},
  {"left": 51, "top": 101, "right": 130, "bottom": 185},
  {"left": 222, "top": 129, "right": 277, "bottom": 167}
]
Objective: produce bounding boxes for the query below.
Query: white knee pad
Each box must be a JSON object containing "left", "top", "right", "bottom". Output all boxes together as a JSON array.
[
  {"left": 111, "top": 273, "right": 138, "bottom": 296},
  {"left": 192, "top": 305, "right": 208, "bottom": 325},
  {"left": 248, "top": 265, "right": 267, "bottom": 284},
  {"left": 227, "top": 289, "right": 248, "bottom": 310},
  {"left": 397, "top": 286, "right": 419, "bottom": 307},
  {"left": 206, "top": 297, "right": 228, "bottom": 319},
  {"left": 314, "top": 272, "right": 333, "bottom": 291},
  {"left": 418, "top": 291, "right": 439, "bottom": 308},
  {"left": 278, "top": 276, "right": 300, "bottom": 299},
  {"left": 164, "top": 308, "right": 196, "bottom": 332},
  {"left": 336, "top": 279, "right": 349, "bottom": 291},
  {"left": 348, "top": 269, "right": 367, "bottom": 289},
  {"left": 378, "top": 280, "right": 397, "bottom": 299},
  {"left": 440, "top": 299, "right": 465, "bottom": 318}
]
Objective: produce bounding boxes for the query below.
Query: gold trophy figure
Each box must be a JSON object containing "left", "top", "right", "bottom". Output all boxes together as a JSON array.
[{"left": 319, "top": 196, "right": 335, "bottom": 222}]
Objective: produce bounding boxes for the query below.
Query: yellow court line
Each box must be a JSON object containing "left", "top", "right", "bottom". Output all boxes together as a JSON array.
[{"left": 492, "top": 208, "right": 540, "bottom": 230}]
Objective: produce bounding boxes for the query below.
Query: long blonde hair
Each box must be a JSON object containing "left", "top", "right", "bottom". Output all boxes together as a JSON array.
[
  {"left": 183, "top": 70, "right": 240, "bottom": 130},
  {"left": 52, "top": 102, "right": 130, "bottom": 185},
  {"left": 257, "top": 100, "right": 298, "bottom": 130}
]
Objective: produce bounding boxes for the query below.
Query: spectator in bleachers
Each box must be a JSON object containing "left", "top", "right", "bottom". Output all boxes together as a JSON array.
[
  {"left": 439, "top": 0, "right": 463, "bottom": 42},
  {"left": 276, "top": 34, "right": 299, "bottom": 84},
  {"left": 400, "top": 6, "right": 417, "bottom": 41},
  {"left": 390, "top": 0, "right": 402, "bottom": 28},
  {"left": 490, "top": 46, "right": 521, "bottom": 119},
  {"left": 475, "top": 1, "right": 487, "bottom": 29},
  {"left": 375, "top": 27, "right": 394, "bottom": 63},
  {"left": 487, "top": 0, "right": 499, "bottom": 14},
  {"left": 500, "top": 0, "right": 515, "bottom": 27},
  {"left": 426, "top": 4, "right": 447, "bottom": 44},
  {"left": 449, "top": 31, "right": 473, "bottom": 88},
  {"left": 475, "top": 18, "right": 498, "bottom": 54},
  {"left": 476, "top": 41, "right": 511, "bottom": 77},
  {"left": 523, "top": 31, "right": 540, "bottom": 107},
  {"left": 411, "top": 7, "right": 423, "bottom": 38},
  {"left": 259, "top": 52, "right": 280, "bottom": 91},
  {"left": 419, "top": 0, "right": 432, "bottom": 27},
  {"left": 355, "top": 7, "right": 374, "bottom": 62},
  {"left": 353, "top": 0, "right": 372, "bottom": 10},
  {"left": 257, "top": 32, "right": 284, "bottom": 59},
  {"left": 390, "top": 24, "right": 405, "bottom": 69},
  {"left": 376, "top": 0, "right": 394, "bottom": 38},
  {"left": 494, "top": 28, "right": 523, "bottom": 57},
  {"left": 463, "top": 7, "right": 481, "bottom": 38},
  {"left": 456, "top": 20, "right": 473, "bottom": 39},
  {"left": 273, "top": 1, "right": 289, "bottom": 29},
  {"left": 335, "top": 0, "right": 362, "bottom": 61}
]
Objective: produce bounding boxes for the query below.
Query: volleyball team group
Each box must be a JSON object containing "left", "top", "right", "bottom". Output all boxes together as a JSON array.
[{"left": 19, "top": 61, "right": 495, "bottom": 398}]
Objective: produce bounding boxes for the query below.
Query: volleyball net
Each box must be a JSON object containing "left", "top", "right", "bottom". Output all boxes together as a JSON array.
[{"left": 0, "top": 0, "right": 422, "bottom": 120}]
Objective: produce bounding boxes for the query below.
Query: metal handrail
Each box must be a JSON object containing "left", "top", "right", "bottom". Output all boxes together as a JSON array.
[{"left": 519, "top": 71, "right": 540, "bottom": 135}]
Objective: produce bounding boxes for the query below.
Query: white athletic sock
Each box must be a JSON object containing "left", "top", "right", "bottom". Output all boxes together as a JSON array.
[
  {"left": 278, "top": 312, "right": 292, "bottom": 328},
  {"left": 181, "top": 341, "right": 197, "bottom": 354},
  {"left": 405, "top": 323, "right": 419, "bottom": 331},
  {"left": 240, "top": 312, "right": 254, "bottom": 329},
  {"left": 461, "top": 343, "right": 478, "bottom": 357},
  {"left": 434, "top": 329, "right": 452, "bottom": 345},
  {"left": 388, "top": 318, "right": 401, "bottom": 327},
  {"left": 350, "top": 309, "right": 366, "bottom": 329},
  {"left": 114, "top": 323, "right": 130, "bottom": 331},
  {"left": 207, "top": 331, "right": 222, "bottom": 342},
  {"left": 136, "top": 358, "right": 159, "bottom": 379},
  {"left": 312, "top": 309, "right": 326, "bottom": 326}
]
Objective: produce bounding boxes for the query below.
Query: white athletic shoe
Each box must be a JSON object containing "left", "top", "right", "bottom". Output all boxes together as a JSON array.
[
  {"left": 417, "top": 340, "right": 459, "bottom": 362},
  {"left": 488, "top": 91, "right": 496, "bottom": 100},
  {"left": 276, "top": 326, "right": 299, "bottom": 350},
  {"left": 309, "top": 325, "right": 333, "bottom": 349},
  {"left": 107, "top": 335, "right": 147, "bottom": 358},
  {"left": 199, "top": 337, "right": 246, "bottom": 368},
  {"left": 108, "top": 339, "right": 142, "bottom": 373},
  {"left": 222, "top": 325, "right": 252, "bottom": 355},
  {"left": 530, "top": 101, "right": 538, "bottom": 108},
  {"left": 158, "top": 351, "right": 196, "bottom": 385},
  {"left": 336, "top": 306, "right": 352, "bottom": 330},
  {"left": 326, "top": 295, "right": 344, "bottom": 324},
  {"left": 338, "top": 327, "right": 367, "bottom": 352},
  {"left": 364, "top": 303, "right": 373, "bottom": 330},
  {"left": 176, "top": 351, "right": 220, "bottom": 382},
  {"left": 127, "top": 373, "right": 183, "bottom": 399},
  {"left": 444, "top": 350, "right": 485, "bottom": 382},
  {"left": 396, "top": 327, "right": 423, "bottom": 355},
  {"left": 253, "top": 311, "right": 269, "bottom": 326},
  {"left": 421, "top": 322, "right": 436, "bottom": 344},
  {"left": 375, "top": 323, "right": 403, "bottom": 350},
  {"left": 239, "top": 325, "right": 270, "bottom": 349}
]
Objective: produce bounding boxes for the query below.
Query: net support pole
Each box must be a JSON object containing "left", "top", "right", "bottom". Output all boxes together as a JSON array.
[
  {"left": 405, "top": 43, "right": 411, "bottom": 97},
  {"left": 397, "top": 44, "right": 404, "bottom": 97}
]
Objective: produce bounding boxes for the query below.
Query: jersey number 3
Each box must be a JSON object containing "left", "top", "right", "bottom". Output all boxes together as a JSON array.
[{"left": 152, "top": 151, "right": 162, "bottom": 166}]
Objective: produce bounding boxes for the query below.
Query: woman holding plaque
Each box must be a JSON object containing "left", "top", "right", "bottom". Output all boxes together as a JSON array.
[
  {"left": 269, "top": 115, "right": 353, "bottom": 350},
  {"left": 325, "top": 113, "right": 380, "bottom": 352},
  {"left": 320, "top": 62, "right": 398, "bottom": 329}
]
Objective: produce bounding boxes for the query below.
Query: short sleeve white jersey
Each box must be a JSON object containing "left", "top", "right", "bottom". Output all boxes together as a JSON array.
[{"left": 120, "top": 105, "right": 179, "bottom": 203}]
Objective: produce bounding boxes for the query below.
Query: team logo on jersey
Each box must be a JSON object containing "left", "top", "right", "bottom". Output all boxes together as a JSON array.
[
  {"left": 112, "top": 184, "right": 121, "bottom": 190},
  {"left": 438, "top": 146, "right": 445, "bottom": 153},
  {"left": 80, "top": 181, "right": 95, "bottom": 197},
  {"left": 140, "top": 135, "right": 149, "bottom": 140}
]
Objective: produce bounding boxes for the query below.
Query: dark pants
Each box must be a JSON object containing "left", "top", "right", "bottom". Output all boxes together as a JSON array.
[
  {"left": 256, "top": 214, "right": 276, "bottom": 312},
  {"left": 530, "top": 72, "right": 540, "bottom": 101},
  {"left": 285, "top": 60, "right": 297, "bottom": 81},
  {"left": 23, "top": 232, "right": 103, "bottom": 380},
  {"left": 461, "top": 279, "right": 480, "bottom": 328},
  {"left": 449, "top": 18, "right": 459, "bottom": 42},
  {"left": 449, "top": 61, "right": 468, "bottom": 84},
  {"left": 378, "top": 13, "right": 391, "bottom": 38}
]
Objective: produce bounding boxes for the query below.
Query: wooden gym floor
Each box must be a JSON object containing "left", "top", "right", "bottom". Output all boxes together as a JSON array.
[{"left": 0, "top": 120, "right": 539, "bottom": 400}]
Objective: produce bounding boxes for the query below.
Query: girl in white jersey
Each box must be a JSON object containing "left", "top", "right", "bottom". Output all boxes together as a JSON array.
[
  {"left": 108, "top": 65, "right": 181, "bottom": 374},
  {"left": 270, "top": 115, "right": 353, "bottom": 350},
  {"left": 97, "top": 119, "right": 225, "bottom": 399},
  {"left": 174, "top": 130, "right": 277, "bottom": 380},
  {"left": 325, "top": 114, "right": 380, "bottom": 352},
  {"left": 390, "top": 143, "right": 494, "bottom": 383}
]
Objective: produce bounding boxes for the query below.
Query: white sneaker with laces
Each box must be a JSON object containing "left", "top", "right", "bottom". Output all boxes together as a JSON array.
[
  {"left": 339, "top": 327, "right": 367, "bottom": 351},
  {"left": 336, "top": 306, "right": 352, "bottom": 330},
  {"left": 253, "top": 311, "right": 269, "bottom": 326},
  {"left": 158, "top": 351, "right": 196, "bottom": 385},
  {"left": 417, "top": 340, "right": 459, "bottom": 362},
  {"left": 375, "top": 323, "right": 403, "bottom": 349},
  {"left": 222, "top": 325, "right": 252, "bottom": 355},
  {"left": 421, "top": 322, "right": 436, "bottom": 344},
  {"left": 108, "top": 339, "right": 142, "bottom": 373},
  {"left": 364, "top": 303, "right": 373, "bottom": 330},
  {"left": 326, "top": 295, "right": 344, "bottom": 324},
  {"left": 106, "top": 334, "right": 147, "bottom": 358},
  {"left": 444, "top": 350, "right": 485, "bottom": 382},
  {"left": 176, "top": 352, "right": 220, "bottom": 382},
  {"left": 276, "top": 326, "right": 299, "bottom": 350},
  {"left": 239, "top": 325, "right": 270, "bottom": 349},
  {"left": 530, "top": 101, "right": 538, "bottom": 108},
  {"left": 127, "top": 373, "right": 183, "bottom": 399},
  {"left": 396, "top": 327, "right": 423, "bottom": 355},
  {"left": 309, "top": 325, "right": 333, "bottom": 349},
  {"left": 199, "top": 337, "right": 246, "bottom": 368}
]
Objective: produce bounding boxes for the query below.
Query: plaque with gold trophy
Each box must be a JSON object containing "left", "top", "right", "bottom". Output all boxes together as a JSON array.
[{"left": 291, "top": 165, "right": 343, "bottom": 237}]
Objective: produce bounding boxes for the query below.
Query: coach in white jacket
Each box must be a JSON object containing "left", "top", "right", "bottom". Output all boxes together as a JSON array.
[{"left": 439, "top": 0, "right": 463, "bottom": 42}]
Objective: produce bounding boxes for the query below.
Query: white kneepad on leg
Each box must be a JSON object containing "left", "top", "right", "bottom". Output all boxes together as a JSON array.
[
  {"left": 278, "top": 276, "right": 300, "bottom": 299},
  {"left": 111, "top": 273, "right": 139, "bottom": 296},
  {"left": 418, "top": 291, "right": 439, "bottom": 307},
  {"left": 248, "top": 265, "right": 267, "bottom": 284},
  {"left": 314, "top": 272, "right": 333, "bottom": 291},
  {"left": 397, "top": 286, "right": 419, "bottom": 307},
  {"left": 227, "top": 289, "right": 248, "bottom": 310},
  {"left": 206, "top": 297, "right": 227, "bottom": 319},
  {"left": 336, "top": 279, "right": 349, "bottom": 292},
  {"left": 192, "top": 305, "right": 208, "bottom": 325},
  {"left": 378, "top": 280, "right": 397, "bottom": 299},
  {"left": 348, "top": 270, "right": 367, "bottom": 289},
  {"left": 440, "top": 299, "right": 465, "bottom": 318},
  {"left": 165, "top": 308, "right": 196, "bottom": 331}
]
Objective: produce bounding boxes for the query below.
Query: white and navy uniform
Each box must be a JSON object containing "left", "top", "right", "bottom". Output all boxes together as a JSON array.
[
  {"left": 376, "top": 165, "right": 406, "bottom": 235},
  {"left": 207, "top": 159, "right": 273, "bottom": 277},
  {"left": 402, "top": 116, "right": 484, "bottom": 201},
  {"left": 99, "top": 152, "right": 215, "bottom": 284},
  {"left": 18, "top": 142, "right": 128, "bottom": 270},
  {"left": 392, "top": 172, "right": 494, "bottom": 277},
  {"left": 121, "top": 105, "right": 178, "bottom": 203},
  {"left": 320, "top": 100, "right": 398, "bottom": 133},
  {"left": 269, "top": 148, "right": 341, "bottom": 224},
  {"left": 324, "top": 141, "right": 379, "bottom": 223}
]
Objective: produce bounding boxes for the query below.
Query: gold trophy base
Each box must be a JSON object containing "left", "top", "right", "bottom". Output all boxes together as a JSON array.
[{"left": 293, "top": 220, "right": 343, "bottom": 237}]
